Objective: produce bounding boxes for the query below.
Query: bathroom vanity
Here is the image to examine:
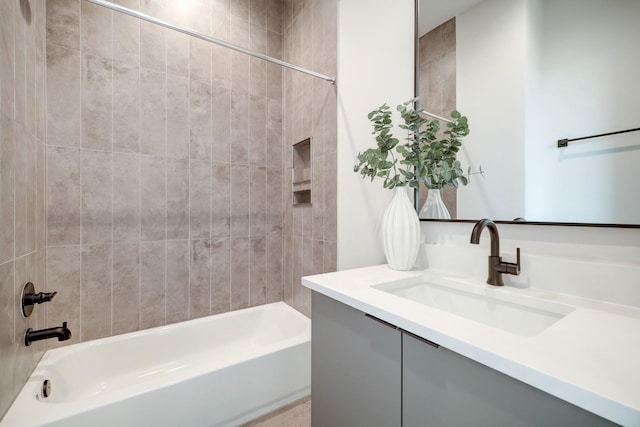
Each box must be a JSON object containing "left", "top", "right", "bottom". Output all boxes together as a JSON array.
[{"left": 303, "top": 265, "right": 640, "bottom": 427}]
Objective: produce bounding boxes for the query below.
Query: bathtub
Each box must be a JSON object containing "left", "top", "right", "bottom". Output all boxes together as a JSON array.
[{"left": 1, "top": 302, "right": 310, "bottom": 427}]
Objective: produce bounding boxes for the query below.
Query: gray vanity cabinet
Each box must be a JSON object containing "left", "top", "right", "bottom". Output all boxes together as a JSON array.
[
  {"left": 312, "top": 291, "right": 617, "bottom": 427},
  {"left": 402, "top": 333, "right": 615, "bottom": 427},
  {"left": 311, "top": 292, "right": 402, "bottom": 427}
]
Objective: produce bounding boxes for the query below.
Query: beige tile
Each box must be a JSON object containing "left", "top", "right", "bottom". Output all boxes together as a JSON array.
[
  {"left": 190, "top": 80, "right": 213, "bottom": 161},
  {"left": 46, "top": 0, "right": 80, "bottom": 51},
  {"left": 311, "top": 81, "right": 325, "bottom": 158},
  {"left": 267, "top": 100, "right": 283, "bottom": 168},
  {"left": 292, "top": 236, "right": 303, "bottom": 312},
  {"left": 250, "top": 166, "right": 266, "bottom": 237},
  {"left": 140, "top": 67, "right": 166, "bottom": 157},
  {"left": 81, "top": 149, "right": 112, "bottom": 244},
  {"left": 167, "top": 74, "right": 189, "bottom": 159},
  {"left": 283, "top": 166, "right": 292, "bottom": 236},
  {"left": 113, "top": 152, "right": 140, "bottom": 242},
  {"left": 166, "top": 31, "right": 189, "bottom": 78},
  {"left": 46, "top": 245, "right": 81, "bottom": 347},
  {"left": 323, "top": 86, "right": 337, "bottom": 154},
  {"left": 230, "top": 17, "right": 250, "bottom": 94},
  {"left": 81, "top": 1, "right": 112, "bottom": 59},
  {"left": 140, "top": 241, "right": 166, "bottom": 329},
  {"left": 311, "top": 148, "right": 324, "bottom": 241},
  {"left": 81, "top": 243, "right": 112, "bottom": 341},
  {"left": 166, "top": 240, "right": 189, "bottom": 323},
  {"left": 266, "top": 0, "right": 283, "bottom": 35},
  {"left": 189, "top": 160, "right": 211, "bottom": 239},
  {"left": 230, "top": 237, "right": 249, "bottom": 310},
  {"left": 266, "top": 35, "right": 283, "bottom": 101},
  {"left": 140, "top": 21, "right": 165, "bottom": 72},
  {"left": 250, "top": 0, "right": 267, "bottom": 29},
  {"left": 249, "top": 95, "right": 267, "bottom": 166},
  {"left": 140, "top": 155, "right": 166, "bottom": 241},
  {"left": 112, "top": 242, "right": 140, "bottom": 334},
  {"left": 167, "top": 159, "right": 189, "bottom": 240},
  {"left": 249, "top": 55, "right": 267, "bottom": 100},
  {"left": 210, "top": 4, "right": 230, "bottom": 86},
  {"left": 266, "top": 167, "right": 283, "bottom": 235},
  {"left": 47, "top": 146, "right": 81, "bottom": 246},
  {"left": 323, "top": 152, "right": 337, "bottom": 242},
  {"left": 211, "top": 85, "right": 231, "bottom": 163},
  {"left": 14, "top": 126, "right": 27, "bottom": 258},
  {"left": 113, "top": 0, "right": 140, "bottom": 65},
  {"left": 36, "top": 139, "right": 46, "bottom": 251},
  {"left": 35, "top": 3, "right": 47, "bottom": 142},
  {"left": 190, "top": 38, "right": 212, "bottom": 85},
  {"left": 113, "top": 61, "right": 140, "bottom": 154},
  {"left": 12, "top": 257, "right": 33, "bottom": 399},
  {"left": 0, "top": 260, "right": 16, "bottom": 417},
  {"left": 211, "top": 44, "right": 231, "bottom": 90},
  {"left": 242, "top": 397, "right": 311, "bottom": 427},
  {"left": 312, "top": 239, "right": 324, "bottom": 275},
  {"left": 0, "top": 0, "right": 15, "bottom": 116},
  {"left": 283, "top": 234, "right": 293, "bottom": 306},
  {"left": 323, "top": 240, "right": 336, "bottom": 273},
  {"left": 190, "top": 239, "right": 211, "bottom": 319},
  {"left": 230, "top": 91, "right": 249, "bottom": 164},
  {"left": 47, "top": 43, "right": 81, "bottom": 148},
  {"left": 230, "top": 164, "right": 250, "bottom": 237},
  {"left": 301, "top": 203, "right": 312, "bottom": 240},
  {"left": 265, "top": 235, "right": 283, "bottom": 303},
  {"left": 211, "top": 163, "right": 231, "bottom": 237},
  {"left": 24, "top": 138, "right": 37, "bottom": 257},
  {"left": 24, "top": 8, "right": 36, "bottom": 137},
  {"left": 230, "top": 0, "right": 250, "bottom": 22},
  {"left": 249, "top": 237, "right": 266, "bottom": 306},
  {"left": 293, "top": 204, "right": 302, "bottom": 238},
  {"left": 210, "top": 237, "right": 231, "bottom": 314}
]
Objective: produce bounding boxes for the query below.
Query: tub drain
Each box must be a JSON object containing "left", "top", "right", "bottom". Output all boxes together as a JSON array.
[{"left": 42, "top": 379, "right": 51, "bottom": 398}]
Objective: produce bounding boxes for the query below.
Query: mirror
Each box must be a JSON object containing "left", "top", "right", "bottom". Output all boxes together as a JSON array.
[{"left": 417, "top": 0, "right": 640, "bottom": 226}]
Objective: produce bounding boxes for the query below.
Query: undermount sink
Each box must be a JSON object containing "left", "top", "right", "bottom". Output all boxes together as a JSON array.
[{"left": 373, "top": 277, "right": 575, "bottom": 336}]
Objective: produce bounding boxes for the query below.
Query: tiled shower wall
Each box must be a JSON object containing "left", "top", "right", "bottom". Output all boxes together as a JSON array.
[
  {"left": 418, "top": 18, "right": 457, "bottom": 216},
  {"left": 282, "top": 0, "right": 337, "bottom": 317},
  {"left": 0, "top": 0, "right": 48, "bottom": 416},
  {"left": 44, "top": 0, "right": 287, "bottom": 346},
  {"left": 0, "top": 0, "right": 337, "bottom": 416}
]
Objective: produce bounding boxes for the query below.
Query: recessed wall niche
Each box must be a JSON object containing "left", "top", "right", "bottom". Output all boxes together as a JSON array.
[{"left": 292, "top": 138, "right": 312, "bottom": 205}]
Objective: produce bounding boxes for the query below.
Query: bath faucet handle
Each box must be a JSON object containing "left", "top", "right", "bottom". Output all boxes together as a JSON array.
[{"left": 498, "top": 247, "right": 521, "bottom": 276}]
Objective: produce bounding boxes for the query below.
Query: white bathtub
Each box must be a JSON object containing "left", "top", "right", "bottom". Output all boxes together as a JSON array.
[{"left": 1, "top": 302, "right": 310, "bottom": 427}]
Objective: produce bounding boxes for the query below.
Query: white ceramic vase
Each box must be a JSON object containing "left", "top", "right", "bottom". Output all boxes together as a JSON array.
[
  {"left": 419, "top": 188, "right": 451, "bottom": 219},
  {"left": 382, "top": 186, "right": 421, "bottom": 271}
]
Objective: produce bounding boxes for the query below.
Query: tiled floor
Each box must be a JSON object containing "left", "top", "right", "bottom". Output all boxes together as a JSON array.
[{"left": 242, "top": 397, "right": 311, "bottom": 427}]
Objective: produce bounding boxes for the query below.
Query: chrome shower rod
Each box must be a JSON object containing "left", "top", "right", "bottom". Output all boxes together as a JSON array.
[
  {"left": 85, "top": 0, "right": 336, "bottom": 84},
  {"left": 419, "top": 110, "right": 453, "bottom": 124}
]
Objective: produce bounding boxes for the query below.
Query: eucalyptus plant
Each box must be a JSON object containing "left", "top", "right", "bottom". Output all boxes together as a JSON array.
[{"left": 354, "top": 99, "right": 479, "bottom": 190}]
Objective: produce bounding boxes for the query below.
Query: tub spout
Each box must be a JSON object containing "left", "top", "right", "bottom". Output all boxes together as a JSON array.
[{"left": 25, "top": 322, "right": 72, "bottom": 346}]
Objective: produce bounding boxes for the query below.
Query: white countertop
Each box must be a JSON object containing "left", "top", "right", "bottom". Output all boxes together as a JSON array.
[{"left": 302, "top": 265, "right": 640, "bottom": 426}]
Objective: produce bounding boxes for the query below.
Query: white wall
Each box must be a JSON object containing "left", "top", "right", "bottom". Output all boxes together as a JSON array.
[
  {"left": 336, "top": 0, "right": 415, "bottom": 270},
  {"left": 456, "top": 0, "right": 529, "bottom": 221},
  {"left": 456, "top": 0, "right": 640, "bottom": 223},
  {"left": 540, "top": 0, "right": 640, "bottom": 223}
]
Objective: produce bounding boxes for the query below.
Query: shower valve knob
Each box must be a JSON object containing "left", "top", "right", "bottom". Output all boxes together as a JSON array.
[{"left": 21, "top": 282, "right": 58, "bottom": 318}]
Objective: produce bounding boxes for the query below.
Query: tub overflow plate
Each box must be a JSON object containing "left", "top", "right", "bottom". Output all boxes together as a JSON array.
[{"left": 42, "top": 379, "right": 51, "bottom": 398}]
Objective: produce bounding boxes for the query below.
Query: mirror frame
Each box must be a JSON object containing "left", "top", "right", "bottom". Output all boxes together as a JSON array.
[{"left": 413, "top": 0, "right": 640, "bottom": 229}]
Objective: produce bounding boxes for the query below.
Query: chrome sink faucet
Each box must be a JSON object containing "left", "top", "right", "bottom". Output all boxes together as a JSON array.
[{"left": 469, "top": 218, "right": 520, "bottom": 286}]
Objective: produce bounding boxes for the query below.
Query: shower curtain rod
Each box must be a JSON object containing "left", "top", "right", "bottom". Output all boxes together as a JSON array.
[
  {"left": 85, "top": 0, "right": 336, "bottom": 84},
  {"left": 419, "top": 110, "right": 453, "bottom": 123}
]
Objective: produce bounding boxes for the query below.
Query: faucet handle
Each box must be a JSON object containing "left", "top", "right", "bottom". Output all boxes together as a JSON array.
[
  {"left": 502, "top": 248, "right": 521, "bottom": 275},
  {"left": 497, "top": 247, "right": 521, "bottom": 276}
]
